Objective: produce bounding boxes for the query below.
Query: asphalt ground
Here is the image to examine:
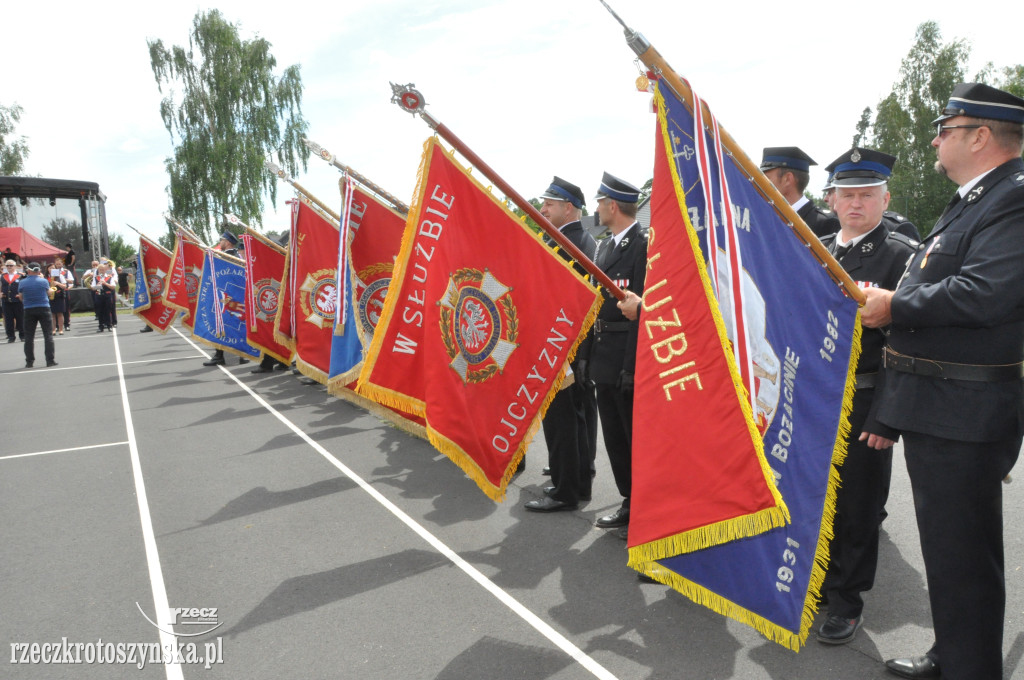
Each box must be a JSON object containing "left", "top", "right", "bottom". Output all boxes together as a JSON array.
[{"left": 2, "top": 311, "right": 1023, "bottom": 680}]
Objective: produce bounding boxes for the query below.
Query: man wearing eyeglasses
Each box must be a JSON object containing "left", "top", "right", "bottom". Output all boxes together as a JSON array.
[
  {"left": 861, "top": 82, "right": 1024, "bottom": 680},
  {"left": 2, "top": 260, "right": 25, "bottom": 342}
]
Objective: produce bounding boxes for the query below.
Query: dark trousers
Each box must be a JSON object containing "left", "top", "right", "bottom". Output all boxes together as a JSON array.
[
  {"left": 543, "top": 382, "right": 593, "bottom": 504},
  {"left": 583, "top": 385, "right": 598, "bottom": 475},
  {"left": 23, "top": 306, "right": 54, "bottom": 365},
  {"left": 903, "top": 430, "right": 1019, "bottom": 680},
  {"left": 596, "top": 384, "right": 633, "bottom": 506},
  {"left": 95, "top": 291, "right": 115, "bottom": 328},
  {"left": 3, "top": 298, "right": 23, "bottom": 339},
  {"left": 824, "top": 389, "right": 893, "bottom": 618}
]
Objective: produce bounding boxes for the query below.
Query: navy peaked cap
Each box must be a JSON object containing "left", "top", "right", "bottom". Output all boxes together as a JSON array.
[
  {"left": 933, "top": 82, "right": 1024, "bottom": 125},
  {"left": 826, "top": 148, "right": 896, "bottom": 187},
  {"left": 540, "top": 176, "right": 585, "bottom": 208},
  {"left": 220, "top": 231, "right": 239, "bottom": 247},
  {"left": 594, "top": 172, "right": 640, "bottom": 204},
  {"left": 760, "top": 147, "right": 817, "bottom": 173}
]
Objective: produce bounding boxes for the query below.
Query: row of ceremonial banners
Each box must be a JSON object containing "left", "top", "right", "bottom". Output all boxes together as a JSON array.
[{"left": 132, "top": 45, "right": 861, "bottom": 649}]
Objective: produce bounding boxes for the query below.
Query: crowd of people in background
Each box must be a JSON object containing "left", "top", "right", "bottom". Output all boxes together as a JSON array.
[{"left": 2, "top": 243, "right": 134, "bottom": 367}]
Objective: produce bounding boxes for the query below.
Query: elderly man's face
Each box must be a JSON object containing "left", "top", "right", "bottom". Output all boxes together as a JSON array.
[{"left": 835, "top": 185, "right": 890, "bottom": 235}]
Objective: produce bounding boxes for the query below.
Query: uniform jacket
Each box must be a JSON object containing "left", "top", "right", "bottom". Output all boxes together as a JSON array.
[
  {"left": 874, "top": 157, "right": 1024, "bottom": 442},
  {"left": 583, "top": 222, "right": 648, "bottom": 385},
  {"left": 1, "top": 271, "right": 21, "bottom": 302},
  {"left": 547, "top": 220, "right": 597, "bottom": 372},
  {"left": 882, "top": 211, "right": 919, "bottom": 239},
  {"left": 798, "top": 201, "right": 839, "bottom": 238},
  {"left": 822, "top": 224, "right": 917, "bottom": 433}
]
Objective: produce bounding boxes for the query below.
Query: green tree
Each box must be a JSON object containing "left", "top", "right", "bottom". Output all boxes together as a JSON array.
[
  {"left": 148, "top": 10, "right": 309, "bottom": 243},
  {"left": 42, "top": 217, "right": 85, "bottom": 254},
  {"left": 861, "top": 21, "right": 969, "bottom": 235},
  {"left": 106, "top": 232, "right": 137, "bottom": 268},
  {"left": 852, "top": 107, "right": 872, "bottom": 148},
  {"left": 0, "top": 102, "right": 30, "bottom": 226},
  {"left": 996, "top": 65, "right": 1024, "bottom": 99}
]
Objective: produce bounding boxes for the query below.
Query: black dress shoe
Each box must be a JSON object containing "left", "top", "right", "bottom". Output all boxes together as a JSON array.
[
  {"left": 541, "top": 467, "right": 551, "bottom": 476},
  {"left": 251, "top": 365, "right": 274, "bottom": 373},
  {"left": 524, "top": 496, "right": 577, "bottom": 512},
  {"left": 6, "top": 337, "right": 14, "bottom": 343},
  {"left": 46, "top": 361, "right": 58, "bottom": 367},
  {"left": 203, "top": 357, "right": 226, "bottom": 367},
  {"left": 596, "top": 507, "right": 630, "bottom": 528},
  {"left": 816, "top": 614, "right": 861, "bottom": 644},
  {"left": 25, "top": 362, "right": 33, "bottom": 368},
  {"left": 139, "top": 326, "right": 154, "bottom": 333},
  {"left": 238, "top": 358, "right": 250, "bottom": 364},
  {"left": 884, "top": 655, "right": 940, "bottom": 679}
]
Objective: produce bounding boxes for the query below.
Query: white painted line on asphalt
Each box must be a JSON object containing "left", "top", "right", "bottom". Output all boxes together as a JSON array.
[
  {"left": 112, "top": 329, "right": 185, "bottom": 680},
  {"left": 170, "top": 328, "right": 620, "bottom": 680},
  {"left": 0, "top": 440, "right": 129, "bottom": 462},
  {"left": 0, "top": 355, "right": 205, "bottom": 376}
]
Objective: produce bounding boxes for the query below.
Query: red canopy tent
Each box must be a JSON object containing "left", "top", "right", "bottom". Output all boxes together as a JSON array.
[{"left": 0, "top": 226, "right": 66, "bottom": 265}]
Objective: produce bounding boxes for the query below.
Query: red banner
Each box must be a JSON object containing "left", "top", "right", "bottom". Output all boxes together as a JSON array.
[
  {"left": 324, "top": 180, "right": 428, "bottom": 438},
  {"left": 135, "top": 236, "right": 177, "bottom": 333},
  {"left": 276, "top": 198, "right": 339, "bottom": 382},
  {"left": 357, "top": 138, "right": 600, "bottom": 500},
  {"left": 627, "top": 105, "right": 787, "bottom": 561},
  {"left": 164, "top": 233, "right": 205, "bottom": 331},
  {"left": 242, "top": 232, "right": 293, "bottom": 364}
]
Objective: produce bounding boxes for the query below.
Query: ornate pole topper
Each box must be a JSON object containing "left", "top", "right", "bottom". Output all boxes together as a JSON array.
[
  {"left": 263, "top": 159, "right": 342, "bottom": 224},
  {"left": 302, "top": 137, "right": 409, "bottom": 215},
  {"left": 596, "top": 0, "right": 863, "bottom": 304},
  {"left": 388, "top": 82, "right": 625, "bottom": 300}
]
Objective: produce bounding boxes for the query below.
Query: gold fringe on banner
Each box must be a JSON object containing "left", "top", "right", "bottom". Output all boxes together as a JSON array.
[
  {"left": 357, "top": 136, "right": 602, "bottom": 501},
  {"left": 627, "top": 90, "right": 789, "bottom": 569},
  {"left": 628, "top": 88, "right": 862, "bottom": 650}
]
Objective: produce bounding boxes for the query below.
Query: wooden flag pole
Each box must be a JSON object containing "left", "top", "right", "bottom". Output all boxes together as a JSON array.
[
  {"left": 389, "top": 83, "right": 626, "bottom": 301},
  {"left": 264, "top": 160, "right": 342, "bottom": 225},
  {"left": 303, "top": 138, "right": 410, "bottom": 216},
  {"left": 163, "top": 213, "right": 209, "bottom": 247},
  {"left": 125, "top": 223, "right": 173, "bottom": 257},
  {"left": 597, "top": 1, "right": 865, "bottom": 305}
]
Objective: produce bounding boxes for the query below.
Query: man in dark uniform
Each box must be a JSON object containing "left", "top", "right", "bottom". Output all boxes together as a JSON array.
[
  {"left": 881, "top": 210, "right": 919, "bottom": 239},
  {"left": 204, "top": 231, "right": 249, "bottom": 367},
  {"left": 584, "top": 172, "right": 647, "bottom": 529},
  {"left": 524, "top": 177, "right": 598, "bottom": 512},
  {"left": 815, "top": 148, "right": 918, "bottom": 645},
  {"left": 861, "top": 83, "right": 1024, "bottom": 680},
  {"left": 760, "top": 146, "right": 839, "bottom": 238},
  {"left": 2, "top": 259, "right": 25, "bottom": 342}
]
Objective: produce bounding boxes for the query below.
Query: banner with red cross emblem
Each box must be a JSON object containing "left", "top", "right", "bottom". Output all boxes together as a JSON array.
[
  {"left": 242, "top": 231, "right": 294, "bottom": 365},
  {"left": 357, "top": 138, "right": 601, "bottom": 500},
  {"left": 133, "top": 235, "right": 177, "bottom": 333},
  {"left": 274, "top": 198, "right": 339, "bottom": 382},
  {"left": 164, "top": 232, "right": 206, "bottom": 331}
]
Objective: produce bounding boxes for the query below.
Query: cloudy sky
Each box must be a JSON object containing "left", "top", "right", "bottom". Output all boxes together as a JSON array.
[{"left": 4, "top": 0, "right": 1020, "bottom": 246}]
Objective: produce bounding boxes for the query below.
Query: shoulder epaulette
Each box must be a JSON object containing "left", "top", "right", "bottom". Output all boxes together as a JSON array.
[{"left": 886, "top": 230, "right": 920, "bottom": 249}]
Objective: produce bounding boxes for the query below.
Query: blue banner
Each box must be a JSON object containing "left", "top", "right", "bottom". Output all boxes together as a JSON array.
[
  {"left": 646, "top": 84, "right": 860, "bottom": 649},
  {"left": 133, "top": 251, "right": 150, "bottom": 311},
  {"left": 328, "top": 265, "right": 362, "bottom": 385},
  {"left": 192, "top": 250, "right": 260, "bottom": 359}
]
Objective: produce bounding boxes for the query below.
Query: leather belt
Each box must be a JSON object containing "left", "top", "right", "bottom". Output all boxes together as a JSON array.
[
  {"left": 854, "top": 373, "right": 877, "bottom": 390},
  {"left": 884, "top": 347, "right": 1024, "bottom": 382},
  {"left": 594, "top": 319, "right": 631, "bottom": 333}
]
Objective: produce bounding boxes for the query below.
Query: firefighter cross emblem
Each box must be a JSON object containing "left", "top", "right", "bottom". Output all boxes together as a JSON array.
[{"left": 439, "top": 268, "right": 518, "bottom": 383}]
